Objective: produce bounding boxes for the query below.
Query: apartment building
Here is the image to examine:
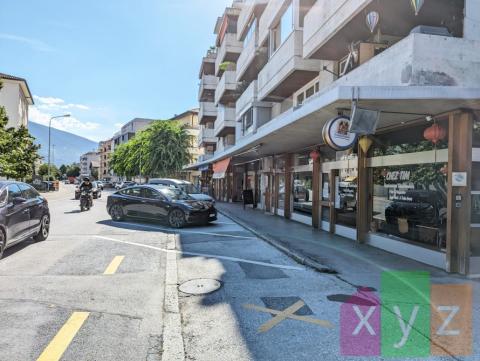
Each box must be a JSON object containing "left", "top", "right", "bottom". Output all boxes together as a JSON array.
[
  {"left": 98, "top": 138, "right": 113, "bottom": 181},
  {"left": 0, "top": 73, "right": 34, "bottom": 129},
  {"left": 112, "top": 118, "right": 155, "bottom": 149},
  {"left": 80, "top": 151, "right": 100, "bottom": 178},
  {"left": 170, "top": 109, "right": 202, "bottom": 185},
  {"left": 188, "top": 0, "right": 480, "bottom": 276}
]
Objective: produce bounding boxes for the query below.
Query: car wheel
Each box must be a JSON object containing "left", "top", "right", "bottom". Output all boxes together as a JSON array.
[
  {"left": 0, "top": 230, "right": 5, "bottom": 260},
  {"left": 168, "top": 209, "right": 186, "bottom": 228},
  {"left": 110, "top": 204, "right": 125, "bottom": 221},
  {"left": 34, "top": 215, "right": 50, "bottom": 242}
]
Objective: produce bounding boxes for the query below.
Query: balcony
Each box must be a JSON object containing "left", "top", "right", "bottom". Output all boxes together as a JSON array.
[
  {"left": 199, "top": 50, "right": 216, "bottom": 78},
  {"left": 236, "top": 34, "right": 268, "bottom": 83},
  {"left": 214, "top": 106, "right": 236, "bottom": 137},
  {"left": 198, "top": 153, "right": 214, "bottom": 163},
  {"left": 332, "top": 33, "right": 480, "bottom": 89},
  {"left": 215, "top": 70, "right": 239, "bottom": 105},
  {"left": 215, "top": 33, "right": 243, "bottom": 76},
  {"left": 198, "top": 101, "right": 217, "bottom": 125},
  {"left": 258, "top": 0, "right": 290, "bottom": 46},
  {"left": 236, "top": 80, "right": 272, "bottom": 118},
  {"left": 198, "top": 75, "right": 218, "bottom": 102},
  {"left": 257, "top": 30, "right": 322, "bottom": 101},
  {"left": 198, "top": 127, "right": 217, "bottom": 148},
  {"left": 237, "top": 0, "right": 268, "bottom": 41},
  {"left": 303, "top": 0, "right": 464, "bottom": 60}
]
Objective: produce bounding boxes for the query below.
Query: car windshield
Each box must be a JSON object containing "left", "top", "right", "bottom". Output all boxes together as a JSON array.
[
  {"left": 178, "top": 183, "right": 199, "bottom": 194},
  {"left": 159, "top": 187, "right": 191, "bottom": 201}
]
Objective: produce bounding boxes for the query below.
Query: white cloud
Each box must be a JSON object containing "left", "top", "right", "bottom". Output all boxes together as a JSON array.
[
  {"left": 114, "top": 123, "right": 123, "bottom": 128},
  {"left": 29, "top": 106, "right": 100, "bottom": 132},
  {"left": 33, "top": 95, "right": 90, "bottom": 111},
  {"left": 0, "top": 33, "right": 54, "bottom": 52}
]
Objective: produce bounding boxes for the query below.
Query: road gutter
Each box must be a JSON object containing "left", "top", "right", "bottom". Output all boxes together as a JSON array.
[
  {"left": 161, "top": 234, "right": 185, "bottom": 361},
  {"left": 217, "top": 209, "right": 336, "bottom": 274}
]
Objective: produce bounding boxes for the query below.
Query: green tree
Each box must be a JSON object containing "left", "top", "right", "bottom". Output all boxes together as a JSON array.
[
  {"left": 59, "top": 164, "right": 68, "bottom": 176},
  {"left": 66, "top": 164, "right": 81, "bottom": 177},
  {"left": 38, "top": 164, "right": 60, "bottom": 180},
  {"left": 110, "top": 120, "right": 192, "bottom": 179},
  {"left": 0, "top": 80, "right": 41, "bottom": 180}
]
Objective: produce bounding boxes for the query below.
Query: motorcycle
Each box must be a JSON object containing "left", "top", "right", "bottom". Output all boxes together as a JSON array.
[{"left": 80, "top": 190, "right": 93, "bottom": 212}]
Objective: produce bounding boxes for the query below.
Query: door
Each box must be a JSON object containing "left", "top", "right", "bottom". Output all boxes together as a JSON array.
[
  {"left": 142, "top": 188, "right": 170, "bottom": 219},
  {"left": 121, "top": 187, "right": 144, "bottom": 217},
  {"left": 18, "top": 183, "right": 42, "bottom": 232},
  {"left": 5, "top": 184, "right": 30, "bottom": 243}
]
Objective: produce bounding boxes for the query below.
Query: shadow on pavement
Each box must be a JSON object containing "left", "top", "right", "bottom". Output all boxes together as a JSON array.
[{"left": 3, "top": 238, "right": 35, "bottom": 259}]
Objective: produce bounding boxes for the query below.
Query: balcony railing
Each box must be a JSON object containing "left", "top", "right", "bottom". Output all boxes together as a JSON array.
[
  {"left": 198, "top": 75, "right": 218, "bottom": 102},
  {"left": 199, "top": 101, "right": 217, "bottom": 125},
  {"left": 215, "top": 33, "right": 243, "bottom": 76},
  {"left": 257, "top": 30, "right": 322, "bottom": 101},
  {"left": 197, "top": 127, "right": 217, "bottom": 147},
  {"left": 214, "top": 106, "right": 236, "bottom": 137},
  {"left": 215, "top": 70, "right": 239, "bottom": 105}
]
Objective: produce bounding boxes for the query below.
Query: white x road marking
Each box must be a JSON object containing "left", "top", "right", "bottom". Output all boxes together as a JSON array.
[
  {"left": 93, "top": 235, "right": 304, "bottom": 271},
  {"left": 352, "top": 306, "right": 376, "bottom": 336}
]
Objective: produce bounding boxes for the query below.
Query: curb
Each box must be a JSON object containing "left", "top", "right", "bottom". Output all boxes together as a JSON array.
[{"left": 217, "top": 208, "right": 337, "bottom": 274}]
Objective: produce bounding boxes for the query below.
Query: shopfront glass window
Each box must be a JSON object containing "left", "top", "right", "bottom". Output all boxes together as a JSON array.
[
  {"left": 278, "top": 175, "right": 286, "bottom": 210},
  {"left": 293, "top": 172, "right": 313, "bottom": 215},
  {"left": 335, "top": 163, "right": 358, "bottom": 228},
  {"left": 371, "top": 163, "right": 448, "bottom": 250}
]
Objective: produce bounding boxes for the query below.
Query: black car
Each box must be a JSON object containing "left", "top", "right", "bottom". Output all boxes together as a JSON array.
[
  {"left": 0, "top": 181, "right": 50, "bottom": 259},
  {"left": 107, "top": 185, "right": 217, "bottom": 228}
]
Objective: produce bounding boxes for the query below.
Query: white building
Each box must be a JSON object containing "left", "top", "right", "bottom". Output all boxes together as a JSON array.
[
  {"left": 80, "top": 151, "right": 100, "bottom": 178},
  {"left": 0, "top": 73, "right": 34, "bottom": 129},
  {"left": 112, "top": 118, "right": 155, "bottom": 150}
]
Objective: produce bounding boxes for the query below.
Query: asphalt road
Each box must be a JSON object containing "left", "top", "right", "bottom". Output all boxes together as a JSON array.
[{"left": 0, "top": 185, "right": 474, "bottom": 361}]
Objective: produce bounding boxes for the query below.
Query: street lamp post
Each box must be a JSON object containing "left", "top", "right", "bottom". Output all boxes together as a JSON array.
[{"left": 48, "top": 114, "right": 70, "bottom": 186}]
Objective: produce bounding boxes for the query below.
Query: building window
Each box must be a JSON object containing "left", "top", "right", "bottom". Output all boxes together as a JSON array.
[
  {"left": 241, "top": 108, "right": 254, "bottom": 136},
  {"left": 269, "top": 1, "right": 293, "bottom": 56},
  {"left": 244, "top": 18, "right": 256, "bottom": 45}
]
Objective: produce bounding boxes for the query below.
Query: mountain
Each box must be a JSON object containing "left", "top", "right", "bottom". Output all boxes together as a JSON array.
[{"left": 28, "top": 122, "right": 98, "bottom": 166}]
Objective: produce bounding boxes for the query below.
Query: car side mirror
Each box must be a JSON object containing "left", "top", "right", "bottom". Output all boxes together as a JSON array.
[{"left": 13, "top": 197, "right": 27, "bottom": 205}]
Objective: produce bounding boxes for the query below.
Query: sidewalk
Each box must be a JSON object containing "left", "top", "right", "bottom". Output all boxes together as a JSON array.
[{"left": 216, "top": 202, "right": 474, "bottom": 288}]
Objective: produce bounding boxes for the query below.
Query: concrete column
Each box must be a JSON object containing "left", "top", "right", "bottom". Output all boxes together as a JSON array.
[
  {"left": 312, "top": 154, "right": 321, "bottom": 229},
  {"left": 284, "top": 154, "right": 293, "bottom": 219},
  {"left": 446, "top": 111, "right": 473, "bottom": 274},
  {"left": 464, "top": 0, "right": 480, "bottom": 41}
]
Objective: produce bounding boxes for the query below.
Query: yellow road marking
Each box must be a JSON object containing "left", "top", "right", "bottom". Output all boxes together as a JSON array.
[
  {"left": 243, "top": 303, "right": 334, "bottom": 332},
  {"left": 36, "top": 312, "right": 90, "bottom": 361},
  {"left": 103, "top": 255, "right": 125, "bottom": 275}
]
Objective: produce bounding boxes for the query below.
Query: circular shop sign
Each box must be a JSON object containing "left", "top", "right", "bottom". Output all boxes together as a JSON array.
[{"left": 322, "top": 116, "right": 358, "bottom": 151}]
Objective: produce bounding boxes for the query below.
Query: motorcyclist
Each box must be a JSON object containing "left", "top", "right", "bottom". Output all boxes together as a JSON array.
[{"left": 79, "top": 177, "right": 93, "bottom": 207}]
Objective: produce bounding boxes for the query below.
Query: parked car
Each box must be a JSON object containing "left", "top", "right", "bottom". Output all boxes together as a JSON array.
[
  {"left": 148, "top": 179, "right": 214, "bottom": 204},
  {"left": 102, "top": 181, "right": 114, "bottom": 189},
  {"left": 96, "top": 181, "right": 104, "bottom": 190},
  {"left": 75, "top": 181, "right": 102, "bottom": 199},
  {"left": 107, "top": 185, "right": 217, "bottom": 228},
  {"left": 115, "top": 181, "right": 136, "bottom": 190},
  {"left": 0, "top": 181, "right": 50, "bottom": 259}
]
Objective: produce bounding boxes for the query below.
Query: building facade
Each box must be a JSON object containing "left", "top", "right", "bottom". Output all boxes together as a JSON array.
[
  {"left": 170, "top": 109, "right": 202, "bottom": 185},
  {"left": 188, "top": 0, "right": 480, "bottom": 276},
  {"left": 80, "top": 151, "right": 100, "bottom": 178},
  {"left": 98, "top": 138, "right": 113, "bottom": 181},
  {"left": 0, "top": 73, "right": 33, "bottom": 129}
]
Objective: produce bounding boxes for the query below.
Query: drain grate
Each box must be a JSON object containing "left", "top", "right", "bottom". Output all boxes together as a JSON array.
[{"left": 178, "top": 278, "right": 222, "bottom": 295}]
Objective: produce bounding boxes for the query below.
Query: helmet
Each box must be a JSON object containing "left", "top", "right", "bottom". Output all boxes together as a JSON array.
[{"left": 83, "top": 177, "right": 90, "bottom": 182}]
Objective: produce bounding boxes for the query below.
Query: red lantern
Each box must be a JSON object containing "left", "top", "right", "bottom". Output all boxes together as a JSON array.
[
  {"left": 423, "top": 123, "right": 447, "bottom": 144},
  {"left": 310, "top": 150, "right": 321, "bottom": 162}
]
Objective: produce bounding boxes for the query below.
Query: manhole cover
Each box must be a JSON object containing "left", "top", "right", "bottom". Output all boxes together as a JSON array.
[{"left": 178, "top": 278, "right": 221, "bottom": 295}]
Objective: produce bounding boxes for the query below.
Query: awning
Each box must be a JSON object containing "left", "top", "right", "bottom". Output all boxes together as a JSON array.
[{"left": 212, "top": 158, "right": 231, "bottom": 179}]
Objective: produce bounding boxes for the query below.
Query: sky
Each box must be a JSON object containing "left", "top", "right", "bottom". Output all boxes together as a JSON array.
[{"left": 0, "top": 0, "right": 231, "bottom": 141}]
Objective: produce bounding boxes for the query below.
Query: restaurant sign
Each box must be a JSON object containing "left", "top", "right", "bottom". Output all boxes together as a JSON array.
[{"left": 322, "top": 116, "right": 358, "bottom": 151}]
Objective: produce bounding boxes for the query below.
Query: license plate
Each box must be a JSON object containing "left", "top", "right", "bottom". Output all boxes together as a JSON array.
[{"left": 209, "top": 213, "right": 216, "bottom": 217}]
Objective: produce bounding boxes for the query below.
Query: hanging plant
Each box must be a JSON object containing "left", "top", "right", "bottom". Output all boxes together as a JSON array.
[{"left": 219, "top": 61, "right": 236, "bottom": 72}]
